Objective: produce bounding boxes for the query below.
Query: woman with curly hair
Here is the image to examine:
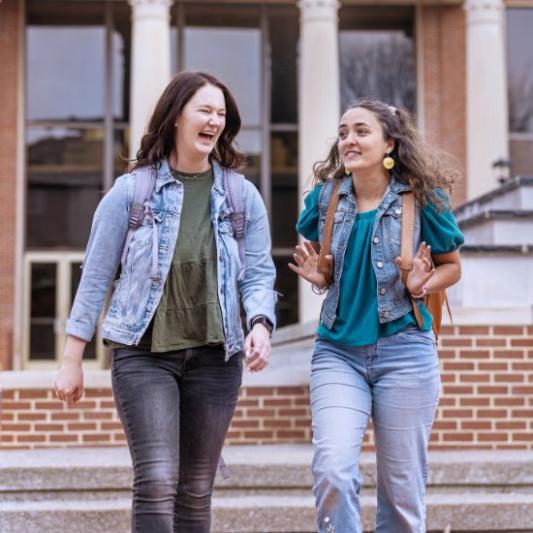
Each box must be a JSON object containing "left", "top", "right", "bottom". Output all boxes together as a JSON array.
[{"left": 290, "top": 99, "right": 463, "bottom": 532}]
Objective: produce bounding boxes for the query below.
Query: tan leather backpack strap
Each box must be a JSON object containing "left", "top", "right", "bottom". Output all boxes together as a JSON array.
[
  {"left": 318, "top": 179, "right": 341, "bottom": 284},
  {"left": 400, "top": 192, "right": 424, "bottom": 328}
]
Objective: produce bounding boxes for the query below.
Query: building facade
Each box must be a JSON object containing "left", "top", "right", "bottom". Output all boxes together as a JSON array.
[{"left": 1, "top": 0, "right": 533, "bottom": 450}]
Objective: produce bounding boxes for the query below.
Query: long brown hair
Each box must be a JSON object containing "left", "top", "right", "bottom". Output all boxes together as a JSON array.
[
  {"left": 131, "top": 71, "right": 245, "bottom": 171},
  {"left": 313, "top": 98, "right": 459, "bottom": 207}
]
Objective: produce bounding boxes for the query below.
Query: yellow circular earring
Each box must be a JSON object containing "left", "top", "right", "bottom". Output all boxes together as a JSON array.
[
  {"left": 344, "top": 167, "right": 351, "bottom": 176},
  {"left": 383, "top": 154, "right": 395, "bottom": 170}
]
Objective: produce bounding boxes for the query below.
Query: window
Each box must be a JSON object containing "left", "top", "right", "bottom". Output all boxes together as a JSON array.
[
  {"left": 507, "top": 8, "right": 533, "bottom": 176},
  {"left": 25, "top": 1, "right": 131, "bottom": 366},
  {"left": 339, "top": 6, "right": 416, "bottom": 112},
  {"left": 172, "top": 3, "right": 300, "bottom": 326}
]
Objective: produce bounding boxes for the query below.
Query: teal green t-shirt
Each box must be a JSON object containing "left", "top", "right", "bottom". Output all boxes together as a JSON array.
[{"left": 296, "top": 184, "right": 464, "bottom": 346}]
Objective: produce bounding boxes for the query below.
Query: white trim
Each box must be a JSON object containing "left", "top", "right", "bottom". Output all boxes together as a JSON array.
[
  {"left": 1, "top": 370, "right": 112, "bottom": 390},
  {"left": 22, "top": 252, "right": 105, "bottom": 370}
]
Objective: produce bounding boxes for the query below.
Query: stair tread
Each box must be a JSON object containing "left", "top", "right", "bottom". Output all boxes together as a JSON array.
[{"left": 2, "top": 490, "right": 533, "bottom": 511}]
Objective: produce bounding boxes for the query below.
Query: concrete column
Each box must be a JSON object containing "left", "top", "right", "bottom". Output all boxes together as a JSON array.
[
  {"left": 129, "top": 0, "right": 172, "bottom": 159},
  {"left": 298, "top": 0, "right": 340, "bottom": 324},
  {"left": 465, "top": 0, "right": 508, "bottom": 199}
]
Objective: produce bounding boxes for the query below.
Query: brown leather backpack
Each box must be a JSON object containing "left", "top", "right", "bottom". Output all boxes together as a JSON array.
[{"left": 398, "top": 192, "right": 451, "bottom": 338}]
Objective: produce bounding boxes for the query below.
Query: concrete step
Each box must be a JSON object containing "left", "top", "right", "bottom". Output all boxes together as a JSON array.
[
  {"left": 1, "top": 491, "right": 533, "bottom": 532},
  {"left": 3, "top": 446, "right": 533, "bottom": 532},
  {"left": 3, "top": 446, "right": 533, "bottom": 491}
]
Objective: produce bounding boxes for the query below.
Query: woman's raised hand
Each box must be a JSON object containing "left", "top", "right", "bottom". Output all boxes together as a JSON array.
[
  {"left": 288, "top": 241, "right": 330, "bottom": 289},
  {"left": 395, "top": 241, "right": 435, "bottom": 296}
]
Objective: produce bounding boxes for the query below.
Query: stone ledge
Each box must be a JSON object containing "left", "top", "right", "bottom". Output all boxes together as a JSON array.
[
  {"left": 2, "top": 491, "right": 533, "bottom": 532},
  {"left": 3, "top": 446, "right": 533, "bottom": 491}
]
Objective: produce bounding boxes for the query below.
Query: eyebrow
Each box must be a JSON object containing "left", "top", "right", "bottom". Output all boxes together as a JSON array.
[
  {"left": 196, "top": 103, "right": 226, "bottom": 112},
  {"left": 338, "top": 121, "right": 371, "bottom": 129}
]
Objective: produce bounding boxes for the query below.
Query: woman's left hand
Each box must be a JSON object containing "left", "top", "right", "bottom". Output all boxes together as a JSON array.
[
  {"left": 395, "top": 241, "right": 435, "bottom": 295},
  {"left": 244, "top": 324, "right": 271, "bottom": 372}
]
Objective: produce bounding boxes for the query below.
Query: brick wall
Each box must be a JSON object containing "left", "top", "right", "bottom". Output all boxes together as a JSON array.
[
  {"left": 2, "top": 326, "right": 533, "bottom": 449},
  {"left": 421, "top": 4, "right": 467, "bottom": 207},
  {"left": 0, "top": 0, "right": 21, "bottom": 371}
]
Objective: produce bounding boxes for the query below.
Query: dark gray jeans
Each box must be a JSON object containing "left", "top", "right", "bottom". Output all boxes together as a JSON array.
[{"left": 111, "top": 345, "right": 242, "bottom": 533}]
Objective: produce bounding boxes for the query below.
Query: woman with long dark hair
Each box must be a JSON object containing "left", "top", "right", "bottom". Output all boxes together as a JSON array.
[
  {"left": 290, "top": 99, "right": 463, "bottom": 532},
  {"left": 55, "top": 71, "right": 276, "bottom": 532}
]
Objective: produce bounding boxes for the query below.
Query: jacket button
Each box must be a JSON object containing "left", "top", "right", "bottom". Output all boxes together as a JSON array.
[
  {"left": 373, "top": 237, "right": 379, "bottom": 244},
  {"left": 376, "top": 261, "right": 384, "bottom": 268},
  {"left": 380, "top": 288, "right": 386, "bottom": 295},
  {"left": 395, "top": 208, "right": 402, "bottom": 215}
]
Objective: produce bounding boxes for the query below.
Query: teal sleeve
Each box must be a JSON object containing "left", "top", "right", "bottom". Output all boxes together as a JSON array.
[
  {"left": 421, "top": 190, "right": 465, "bottom": 254},
  {"left": 296, "top": 184, "right": 323, "bottom": 242}
]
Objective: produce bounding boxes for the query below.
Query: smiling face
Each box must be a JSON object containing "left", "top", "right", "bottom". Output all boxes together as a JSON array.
[
  {"left": 338, "top": 107, "right": 394, "bottom": 175},
  {"left": 174, "top": 83, "right": 226, "bottom": 164}
]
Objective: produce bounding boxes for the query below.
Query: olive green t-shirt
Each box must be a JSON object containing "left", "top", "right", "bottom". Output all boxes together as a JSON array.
[{"left": 106, "top": 166, "right": 225, "bottom": 352}]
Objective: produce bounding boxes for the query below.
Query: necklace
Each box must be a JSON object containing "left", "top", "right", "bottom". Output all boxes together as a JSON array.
[{"left": 170, "top": 167, "right": 211, "bottom": 181}]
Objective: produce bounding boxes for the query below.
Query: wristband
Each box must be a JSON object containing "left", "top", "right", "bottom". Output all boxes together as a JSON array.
[{"left": 250, "top": 315, "right": 273, "bottom": 336}]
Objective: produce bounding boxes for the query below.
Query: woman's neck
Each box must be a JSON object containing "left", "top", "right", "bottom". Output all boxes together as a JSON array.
[
  {"left": 352, "top": 170, "right": 389, "bottom": 201},
  {"left": 351, "top": 169, "right": 390, "bottom": 211},
  {"left": 169, "top": 151, "right": 210, "bottom": 174}
]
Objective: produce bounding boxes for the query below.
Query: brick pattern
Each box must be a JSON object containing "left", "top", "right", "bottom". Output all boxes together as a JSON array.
[
  {"left": 2, "top": 326, "right": 533, "bottom": 450},
  {"left": 0, "top": 0, "right": 21, "bottom": 371},
  {"left": 432, "top": 325, "right": 533, "bottom": 450},
  {"left": 421, "top": 5, "right": 467, "bottom": 207}
]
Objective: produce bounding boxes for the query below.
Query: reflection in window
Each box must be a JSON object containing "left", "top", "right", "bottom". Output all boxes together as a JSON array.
[
  {"left": 270, "top": 7, "right": 298, "bottom": 124},
  {"left": 507, "top": 8, "right": 533, "bottom": 176},
  {"left": 508, "top": 9, "right": 533, "bottom": 134},
  {"left": 184, "top": 28, "right": 261, "bottom": 126},
  {"left": 29, "top": 263, "right": 57, "bottom": 360},
  {"left": 340, "top": 31, "right": 415, "bottom": 111},
  {"left": 271, "top": 131, "right": 298, "bottom": 249},
  {"left": 27, "top": 27, "right": 105, "bottom": 121},
  {"left": 27, "top": 127, "right": 103, "bottom": 248}
]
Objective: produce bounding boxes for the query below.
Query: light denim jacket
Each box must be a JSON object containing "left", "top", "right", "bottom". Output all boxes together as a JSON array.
[
  {"left": 66, "top": 159, "right": 277, "bottom": 358},
  {"left": 318, "top": 174, "right": 420, "bottom": 328}
]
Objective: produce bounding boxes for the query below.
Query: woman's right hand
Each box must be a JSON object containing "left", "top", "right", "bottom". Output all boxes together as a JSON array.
[
  {"left": 55, "top": 336, "right": 86, "bottom": 405},
  {"left": 288, "top": 241, "right": 330, "bottom": 288}
]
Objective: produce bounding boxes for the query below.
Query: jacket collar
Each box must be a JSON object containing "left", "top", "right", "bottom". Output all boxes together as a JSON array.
[
  {"left": 154, "top": 159, "right": 175, "bottom": 193},
  {"left": 336, "top": 172, "right": 411, "bottom": 198}
]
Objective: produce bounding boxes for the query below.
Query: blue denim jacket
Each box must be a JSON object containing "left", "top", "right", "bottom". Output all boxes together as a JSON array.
[
  {"left": 66, "top": 159, "right": 277, "bottom": 358},
  {"left": 318, "top": 174, "right": 420, "bottom": 328}
]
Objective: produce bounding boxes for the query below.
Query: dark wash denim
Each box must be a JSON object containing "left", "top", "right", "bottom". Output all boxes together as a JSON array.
[{"left": 111, "top": 345, "right": 242, "bottom": 533}]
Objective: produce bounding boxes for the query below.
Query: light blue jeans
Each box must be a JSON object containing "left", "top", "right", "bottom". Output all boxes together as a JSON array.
[{"left": 311, "top": 327, "right": 441, "bottom": 533}]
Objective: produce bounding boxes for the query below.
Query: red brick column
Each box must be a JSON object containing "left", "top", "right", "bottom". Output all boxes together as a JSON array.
[
  {"left": 421, "top": 5, "right": 467, "bottom": 206},
  {"left": 0, "top": 0, "right": 22, "bottom": 370}
]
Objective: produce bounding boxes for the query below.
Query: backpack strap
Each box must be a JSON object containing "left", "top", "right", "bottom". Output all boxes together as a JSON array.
[
  {"left": 222, "top": 169, "right": 246, "bottom": 281},
  {"left": 121, "top": 166, "right": 159, "bottom": 281},
  {"left": 400, "top": 192, "right": 425, "bottom": 328},
  {"left": 318, "top": 179, "right": 341, "bottom": 285}
]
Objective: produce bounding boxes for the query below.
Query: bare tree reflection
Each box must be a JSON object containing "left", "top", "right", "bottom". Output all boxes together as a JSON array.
[
  {"left": 340, "top": 32, "right": 416, "bottom": 112},
  {"left": 509, "top": 70, "right": 533, "bottom": 133}
]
